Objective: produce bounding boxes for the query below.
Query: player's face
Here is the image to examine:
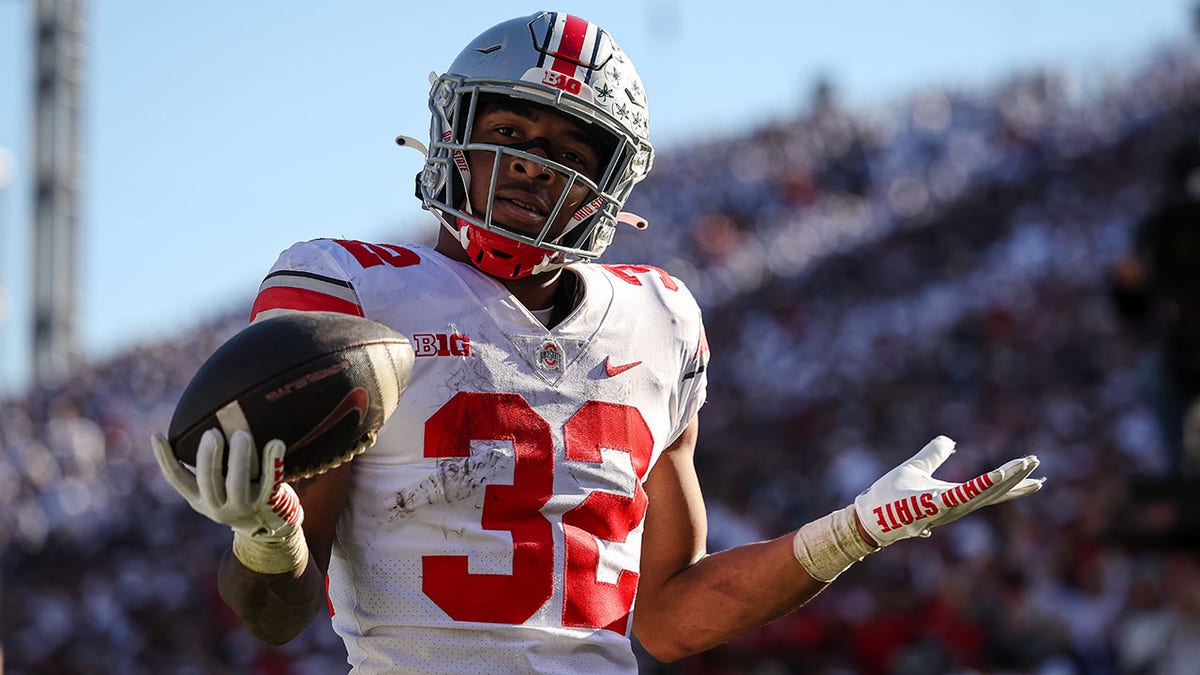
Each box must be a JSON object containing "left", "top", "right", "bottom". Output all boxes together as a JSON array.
[{"left": 466, "top": 99, "right": 607, "bottom": 240}]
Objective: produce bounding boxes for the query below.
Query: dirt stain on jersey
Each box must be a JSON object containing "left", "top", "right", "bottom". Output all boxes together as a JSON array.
[{"left": 385, "top": 448, "right": 512, "bottom": 522}]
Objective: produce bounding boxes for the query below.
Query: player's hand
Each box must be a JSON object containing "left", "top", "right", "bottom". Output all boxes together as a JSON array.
[
  {"left": 853, "top": 436, "right": 1042, "bottom": 547},
  {"left": 152, "top": 429, "right": 303, "bottom": 541}
]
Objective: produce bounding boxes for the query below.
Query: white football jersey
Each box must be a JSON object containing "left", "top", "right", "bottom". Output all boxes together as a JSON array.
[{"left": 250, "top": 239, "right": 709, "bottom": 674}]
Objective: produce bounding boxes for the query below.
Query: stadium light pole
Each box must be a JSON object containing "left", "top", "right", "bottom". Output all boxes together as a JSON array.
[{"left": 30, "top": 0, "right": 84, "bottom": 387}]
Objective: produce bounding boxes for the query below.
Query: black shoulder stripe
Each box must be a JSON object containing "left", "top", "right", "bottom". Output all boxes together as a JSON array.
[{"left": 263, "top": 269, "right": 354, "bottom": 288}]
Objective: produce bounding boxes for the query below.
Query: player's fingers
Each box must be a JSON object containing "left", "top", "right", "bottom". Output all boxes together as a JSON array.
[
  {"left": 262, "top": 439, "right": 287, "bottom": 482},
  {"left": 971, "top": 455, "right": 1040, "bottom": 511},
  {"left": 226, "top": 430, "right": 256, "bottom": 509},
  {"left": 929, "top": 455, "right": 1037, "bottom": 530},
  {"left": 196, "top": 428, "right": 228, "bottom": 506},
  {"left": 988, "top": 476, "right": 1046, "bottom": 505},
  {"left": 907, "top": 436, "right": 956, "bottom": 475},
  {"left": 254, "top": 439, "right": 288, "bottom": 508},
  {"left": 996, "top": 455, "right": 1040, "bottom": 489},
  {"left": 150, "top": 434, "right": 200, "bottom": 503}
]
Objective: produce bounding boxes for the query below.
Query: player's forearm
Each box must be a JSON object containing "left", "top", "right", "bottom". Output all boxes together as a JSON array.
[
  {"left": 217, "top": 545, "right": 327, "bottom": 645},
  {"left": 633, "top": 533, "right": 827, "bottom": 662}
]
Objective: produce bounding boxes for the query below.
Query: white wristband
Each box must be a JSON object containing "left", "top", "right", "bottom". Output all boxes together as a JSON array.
[
  {"left": 232, "top": 527, "right": 308, "bottom": 575},
  {"left": 793, "top": 504, "right": 880, "bottom": 583}
]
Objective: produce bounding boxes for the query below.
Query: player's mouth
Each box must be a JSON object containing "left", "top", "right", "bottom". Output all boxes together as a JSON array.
[{"left": 491, "top": 190, "right": 553, "bottom": 232}]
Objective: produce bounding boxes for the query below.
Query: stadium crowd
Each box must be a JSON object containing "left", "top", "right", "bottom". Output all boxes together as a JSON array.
[{"left": 2, "top": 39, "right": 1200, "bottom": 674}]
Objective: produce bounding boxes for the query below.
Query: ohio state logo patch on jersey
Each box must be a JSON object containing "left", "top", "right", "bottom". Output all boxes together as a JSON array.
[
  {"left": 537, "top": 339, "right": 563, "bottom": 372},
  {"left": 507, "top": 334, "right": 589, "bottom": 384}
]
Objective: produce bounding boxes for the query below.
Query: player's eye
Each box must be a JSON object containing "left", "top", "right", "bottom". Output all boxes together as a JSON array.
[
  {"left": 560, "top": 147, "right": 599, "bottom": 176},
  {"left": 492, "top": 125, "right": 519, "bottom": 138}
]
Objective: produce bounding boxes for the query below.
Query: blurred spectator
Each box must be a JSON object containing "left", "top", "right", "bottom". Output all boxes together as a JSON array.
[
  {"left": 1110, "top": 164, "right": 1200, "bottom": 474},
  {"left": 3, "top": 36, "right": 1200, "bottom": 674}
]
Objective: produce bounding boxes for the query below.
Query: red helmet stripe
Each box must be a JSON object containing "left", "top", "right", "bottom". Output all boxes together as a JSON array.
[{"left": 548, "top": 14, "right": 591, "bottom": 77}]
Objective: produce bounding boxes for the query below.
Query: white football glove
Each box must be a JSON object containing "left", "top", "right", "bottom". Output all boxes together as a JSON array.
[
  {"left": 152, "top": 429, "right": 306, "bottom": 573},
  {"left": 794, "top": 435, "right": 1043, "bottom": 582},
  {"left": 853, "top": 435, "right": 1042, "bottom": 547}
]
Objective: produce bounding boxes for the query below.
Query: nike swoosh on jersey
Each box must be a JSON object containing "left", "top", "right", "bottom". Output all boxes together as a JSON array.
[{"left": 604, "top": 357, "right": 643, "bottom": 377}]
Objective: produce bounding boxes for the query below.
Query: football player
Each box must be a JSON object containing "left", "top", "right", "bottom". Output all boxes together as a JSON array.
[{"left": 153, "top": 11, "right": 1044, "bottom": 672}]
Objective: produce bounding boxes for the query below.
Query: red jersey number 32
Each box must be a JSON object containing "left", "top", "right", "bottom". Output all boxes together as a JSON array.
[{"left": 422, "top": 392, "right": 653, "bottom": 634}]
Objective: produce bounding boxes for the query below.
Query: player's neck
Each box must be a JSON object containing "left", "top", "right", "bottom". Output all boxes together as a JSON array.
[
  {"left": 434, "top": 236, "right": 569, "bottom": 313},
  {"left": 500, "top": 268, "right": 564, "bottom": 312}
]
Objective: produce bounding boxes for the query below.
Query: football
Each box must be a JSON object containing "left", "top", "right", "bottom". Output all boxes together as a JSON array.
[{"left": 168, "top": 311, "right": 414, "bottom": 481}]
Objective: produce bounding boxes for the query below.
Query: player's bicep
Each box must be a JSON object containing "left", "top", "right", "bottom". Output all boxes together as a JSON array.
[
  {"left": 293, "top": 462, "right": 353, "bottom": 574},
  {"left": 636, "top": 416, "right": 707, "bottom": 605}
]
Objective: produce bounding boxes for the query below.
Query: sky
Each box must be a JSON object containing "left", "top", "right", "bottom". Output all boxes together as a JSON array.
[{"left": 0, "top": 0, "right": 1196, "bottom": 395}]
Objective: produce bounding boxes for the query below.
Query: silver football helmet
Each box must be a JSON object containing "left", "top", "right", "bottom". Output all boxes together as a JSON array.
[{"left": 415, "top": 11, "right": 654, "bottom": 279}]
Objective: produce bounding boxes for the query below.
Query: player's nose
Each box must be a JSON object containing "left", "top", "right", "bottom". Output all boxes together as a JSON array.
[
  {"left": 506, "top": 138, "right": 555, "bottom": 176},
  {"left": 508, "top": 150, "right": 555, "bottom": 181}
]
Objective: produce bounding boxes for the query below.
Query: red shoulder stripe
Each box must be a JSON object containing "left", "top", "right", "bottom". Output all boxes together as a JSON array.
[{"left": 249, "top": 286, "right": 364, "bottom": 322}]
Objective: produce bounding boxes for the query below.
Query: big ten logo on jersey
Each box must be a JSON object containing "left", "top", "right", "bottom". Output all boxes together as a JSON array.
[{"left": 412, "top": 333, "right": 471, "bottom": 357}]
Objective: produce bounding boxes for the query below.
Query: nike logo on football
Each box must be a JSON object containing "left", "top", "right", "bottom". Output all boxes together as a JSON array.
[
  {"left": 293, "top": 387, "right": 369, "bottom": 449},
  {"left": 604, "top": 357, "right": 643, "bottom": 377}
]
